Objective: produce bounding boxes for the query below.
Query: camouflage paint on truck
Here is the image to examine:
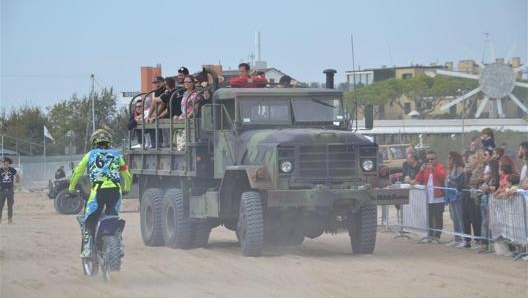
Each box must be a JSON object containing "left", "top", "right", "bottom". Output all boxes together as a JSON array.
[{"left": 130, "top": 80, "right": 410, "bottom": 256}]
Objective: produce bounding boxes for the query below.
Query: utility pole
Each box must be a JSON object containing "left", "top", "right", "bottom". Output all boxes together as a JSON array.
[
  {"left": 90, "top": 74, "right": 95, "bottom": 133},
  {"left": 84, "top": 74, "right": 95, "bottom": 152}
]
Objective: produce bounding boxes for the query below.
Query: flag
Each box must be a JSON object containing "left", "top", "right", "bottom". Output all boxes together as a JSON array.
[{"left": 44, "top": 125, "right": 54, "bottom": 141}]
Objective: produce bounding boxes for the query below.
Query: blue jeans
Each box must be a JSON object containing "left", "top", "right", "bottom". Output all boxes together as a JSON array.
[
  {"left": 480, "top": 194, "right": 489, "bottom": 245},
  {"left": 449, "top": 198, "right": 464, "bottom": 241}
]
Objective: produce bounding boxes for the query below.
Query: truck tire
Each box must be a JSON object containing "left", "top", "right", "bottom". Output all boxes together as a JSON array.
[
  {"left": 347, "top": 204, "right": 377, "bottom": 254},
  {"left": 162, "top": 188, "right": 193, "bottom": 249},
  {"left": 238, "top": 191, "right": 264, "bottom": 257},
  {"left": 140, "top": 188, "right": 165, "bottom": 246},
  {"left": 54, "top": 189, "right": 83, "bottom": 215}
]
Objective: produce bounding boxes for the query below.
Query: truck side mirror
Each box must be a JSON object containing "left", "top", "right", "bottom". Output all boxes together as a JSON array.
[{"left": 364, "top": 104, "right": 373, "bottom": 130}]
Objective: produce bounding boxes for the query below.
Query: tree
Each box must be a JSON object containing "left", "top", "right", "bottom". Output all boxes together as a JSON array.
[
  {"left": 343, "top": 78, "right": 403, "bottom": 117},
  {"left": 0, "top": 105, "right": 47, "bottom": 154},
  {"left": 1, "top": 87, "right": 133, "bottom": 156},
  {"left": 109, "top": 105, "right": 131, "bottom": 150},
  {"left": 343, "top": 75, "right": 478, "bottom": 119},
  {"left": 47, "top": 87, "right": 120, "bottom": 153}
]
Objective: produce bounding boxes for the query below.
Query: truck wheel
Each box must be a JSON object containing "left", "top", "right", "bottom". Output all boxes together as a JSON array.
[
  {"left": 347, "top": 204, "right": 377, "bottom": 254},
  {"left": 54, "top": 189, "right": 83, "bottom": 214},
  {"left": 140, "top": 188, "right": 165, "bottom": 246},
  {"left": 238, "top": 191, "right": 264, "bottom": 257},
  {"left": 162, "top": 188, "right": 193, "bottom": 249}
]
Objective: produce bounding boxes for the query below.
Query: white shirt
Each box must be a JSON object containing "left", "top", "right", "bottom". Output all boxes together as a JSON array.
[
  {"left": 520, "top": 164, "right": 527, "bottom": 182},
  {"left": 427, "top": 172, "right": 444, "bottom": 204}
]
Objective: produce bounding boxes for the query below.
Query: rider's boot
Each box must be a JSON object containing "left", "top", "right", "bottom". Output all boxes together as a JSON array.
[{"left": 80, "top": 231, "right": 92, "bottom": 258}]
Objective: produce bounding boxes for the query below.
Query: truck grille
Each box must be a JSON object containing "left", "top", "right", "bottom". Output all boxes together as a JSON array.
[{"left": 298, "top": 145, "right": 356, "bottom": 179}]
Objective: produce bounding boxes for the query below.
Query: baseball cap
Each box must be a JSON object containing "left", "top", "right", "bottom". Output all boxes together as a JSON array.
[
  {"left": 152, "top": 76, "right": 164, "bottom": 83},
  {"left": 178, "top": 67, "right": 189, "bottom": 75}
]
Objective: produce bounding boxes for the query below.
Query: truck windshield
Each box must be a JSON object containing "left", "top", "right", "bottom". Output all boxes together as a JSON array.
[
  {"left": 239, "top": 97, "right": 291, "bottom": 125},
  {"left": 291, "top": 97, "right": 344, "bottom": 123},
  {"left": 239, "top": 96, "right": 345, "bottom": 126}
]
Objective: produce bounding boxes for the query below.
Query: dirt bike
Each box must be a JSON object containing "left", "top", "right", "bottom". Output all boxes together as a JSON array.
[{"left": 76, "top": 198, "right": 126, "bottom": 282}]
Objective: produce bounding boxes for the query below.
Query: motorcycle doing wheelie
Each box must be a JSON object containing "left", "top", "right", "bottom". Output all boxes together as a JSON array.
[{"left": 76, "top": 192, "right": 126, "bottom": 282}]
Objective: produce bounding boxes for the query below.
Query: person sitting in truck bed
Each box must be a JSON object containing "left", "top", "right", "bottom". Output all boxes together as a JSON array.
[
  {"left": 146, "top": 76, "right": 167, "bottom": 123},
  {"left": 194, "top": 69, "right": 213, "bottom": 116},
  {"left": 229, "top": 63, "right": 267, "bottom": 88},
  {"left": 174, "top": 75, "right": 204, "bottom": 121},
  {"left": 172, "top": 75, "right": 206, "bottom": 150},
  {"left": 158, "top": 77, "right": 182, "bottom": 119}
]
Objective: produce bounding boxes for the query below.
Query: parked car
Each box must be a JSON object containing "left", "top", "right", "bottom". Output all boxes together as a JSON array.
[{"left": 378, "top": 144, "right": 411, "bottom": 182}]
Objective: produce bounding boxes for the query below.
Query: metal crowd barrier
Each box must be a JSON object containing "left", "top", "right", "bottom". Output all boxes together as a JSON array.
[
  {"left": 380, "top": 186, "right": 528, "bottom": 260},
  {"left": 490, "top": 191, "right": 528, "bottom": 259},
  {"left": 401, "top": 187, "right": 428, "bottom": 238}
]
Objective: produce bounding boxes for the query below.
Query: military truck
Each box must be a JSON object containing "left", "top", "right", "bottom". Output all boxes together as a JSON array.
[{"left": 128, "top": 70, "right": 409, "bottom": 256}]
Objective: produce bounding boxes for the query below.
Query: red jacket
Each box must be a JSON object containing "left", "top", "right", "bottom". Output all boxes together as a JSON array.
[
  {"left": 414, "top": 163, "right": 447, "bottom": 198},
  {"left": 229, "top": 76, "right": 268, "bottom": 88}
]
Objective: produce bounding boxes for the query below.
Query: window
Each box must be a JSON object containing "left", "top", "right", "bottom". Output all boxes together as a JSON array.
[
  {"left": 239, "top": 97, "right": 291, "bottom": 125},
  {"left": 291, "top": 97, "right": 343, "bottom": 122}
]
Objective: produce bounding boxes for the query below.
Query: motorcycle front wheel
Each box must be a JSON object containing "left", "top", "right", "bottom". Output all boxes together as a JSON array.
[{"left": 81, "top": 239, "right": 98, "bottom": 276}]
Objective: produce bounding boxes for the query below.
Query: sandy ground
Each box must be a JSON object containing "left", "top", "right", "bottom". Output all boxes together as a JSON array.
[{"left": 0, "top": 192, "right": 526, "bottom": 298}]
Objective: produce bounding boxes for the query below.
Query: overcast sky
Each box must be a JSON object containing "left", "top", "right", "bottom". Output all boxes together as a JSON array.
[{"left": 1, "top": 0, "right": 526, "bottom": 112}]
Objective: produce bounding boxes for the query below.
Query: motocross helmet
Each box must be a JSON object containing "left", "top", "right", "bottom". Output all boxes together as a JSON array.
[{"left": 90, "top": 129, "right": 112, "bottom": 148}]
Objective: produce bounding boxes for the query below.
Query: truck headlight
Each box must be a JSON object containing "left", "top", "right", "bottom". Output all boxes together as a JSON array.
[
  {"left": 361, "top": 159, "right": 374, "bottom": 171},
  {"left": 280, "top": 161, "right": 293, "bottom": 173}
]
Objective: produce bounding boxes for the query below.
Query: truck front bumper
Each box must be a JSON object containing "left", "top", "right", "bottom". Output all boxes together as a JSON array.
[{"left": 266, "top": 186, "right": 409, "bottom": 208}]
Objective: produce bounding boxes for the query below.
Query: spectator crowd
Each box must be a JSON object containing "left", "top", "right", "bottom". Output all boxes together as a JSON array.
[{"left": 404, "top": 127, "right": 528, "bottom": 259}]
